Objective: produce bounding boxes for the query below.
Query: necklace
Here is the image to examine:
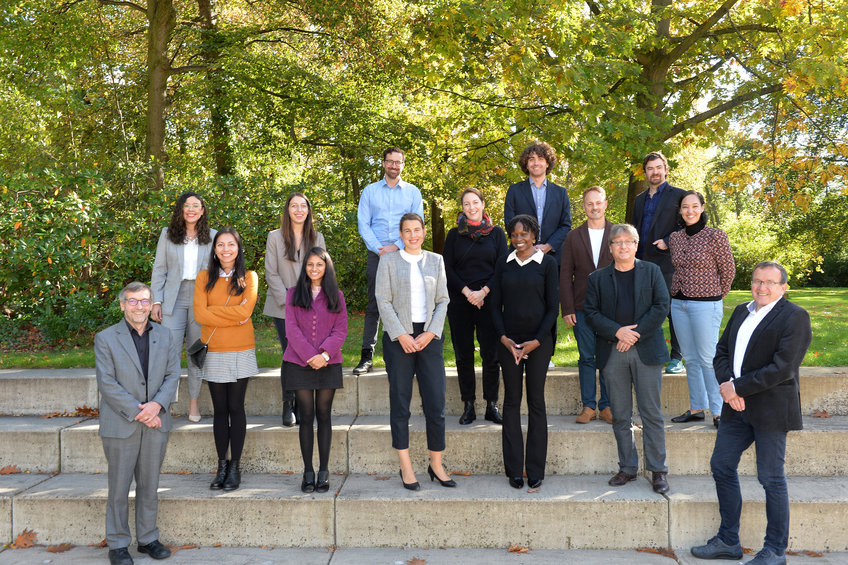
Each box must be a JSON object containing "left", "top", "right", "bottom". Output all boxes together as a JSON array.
[{"left": 185, "top": 234, "right": 198, "bottom": 244}]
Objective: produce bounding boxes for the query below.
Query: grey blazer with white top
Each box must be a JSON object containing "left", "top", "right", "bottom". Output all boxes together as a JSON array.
[
  {"left": 150, "top": 227, "right": 216, "bottom": 316},
  {"left": 375, "top": 250, "right": 449, "bottom": 341},
  {"left": 262, "top": 228, "right": 326, "bottom": 319}
]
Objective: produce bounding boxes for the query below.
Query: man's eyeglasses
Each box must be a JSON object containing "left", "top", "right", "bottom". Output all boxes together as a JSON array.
[
  {"left": 752, "top": 279, "right": 782, "bottom": 287},
  {"left": 383, "top": 159, "right": 404, "bottom": 166},
  {"left": 610, "top": 240, "right": 636, "bottom": 247},
  {"left": 125, "top": 298, "right": 151, "bottom": 307}
]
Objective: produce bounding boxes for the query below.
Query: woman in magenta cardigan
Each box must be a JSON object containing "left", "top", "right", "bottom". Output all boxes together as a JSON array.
[{"left": 283, "top": 247, "right": 348, "bottom": 493}]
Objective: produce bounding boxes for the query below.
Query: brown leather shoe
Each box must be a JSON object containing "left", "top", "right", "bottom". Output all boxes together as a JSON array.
[
  {"left": 598, "top": 407, "right": 613, "bottom": 424},
  {"left": 575, "top": 406, "right": 596, "bottom": 424},
  {"left": 652, "top": 471, "right": 669, "bottom": 494},
  {"left": 608, "top": 470, "right": 637, "bottom": 486}
]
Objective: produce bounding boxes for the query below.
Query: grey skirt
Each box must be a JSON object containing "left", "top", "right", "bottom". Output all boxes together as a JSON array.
[{"left": 202, "top": 349, "right": 258, "bottom": 383}]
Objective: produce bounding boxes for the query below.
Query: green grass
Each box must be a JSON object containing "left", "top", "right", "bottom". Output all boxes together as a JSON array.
[{"left": 2, "top": 288, "right": 846, "bottom": 369}]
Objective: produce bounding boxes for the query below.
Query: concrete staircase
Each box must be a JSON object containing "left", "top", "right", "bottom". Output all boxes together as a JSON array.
[{"left": 1, "top": 367, "right": 847, "bottom": 555}]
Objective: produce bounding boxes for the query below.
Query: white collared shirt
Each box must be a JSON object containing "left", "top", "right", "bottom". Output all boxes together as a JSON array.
[
  {"left": 400, "top": 249, "right": 427, "bottom": 323},
  {"left": 506, "top": 249, "right": 544, "bottom": 266},
  {"left": 732, "top": 297, "right": 782, "bottom": 379},
  {"left": 182, "top": 239, "right": 199, "bottom": 280}
]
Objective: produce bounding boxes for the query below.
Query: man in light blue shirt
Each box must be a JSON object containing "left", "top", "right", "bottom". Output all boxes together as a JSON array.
[{"left": 354, "top": 147, "right": 424, "bottom": 374}]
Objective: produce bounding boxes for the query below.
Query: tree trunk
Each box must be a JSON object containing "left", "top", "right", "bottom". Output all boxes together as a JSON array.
[
  {"left": 430, "top": 199, "right": 445, "bottom": 254},
  {"left": 146, "top": 0, "right": 176, "bottom": 190},
  {"left": 198, "top": 0, "right": 233, "bottom": 176},
  {"left": 625, "top": 172, "right": 646, "bottom": 224}
]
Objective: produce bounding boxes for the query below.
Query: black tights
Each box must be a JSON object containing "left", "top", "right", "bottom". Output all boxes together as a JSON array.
[
  {"left": 207, "top": 379, "right": 249, "bottom": 461},
  {"left": 294, "top": 388, "right": 336, "bottom": 473}
]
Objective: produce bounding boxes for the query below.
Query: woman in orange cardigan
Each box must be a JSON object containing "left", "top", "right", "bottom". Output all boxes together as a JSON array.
[{"left": 193, "top": 227, "right": 259, "bottom": 491}]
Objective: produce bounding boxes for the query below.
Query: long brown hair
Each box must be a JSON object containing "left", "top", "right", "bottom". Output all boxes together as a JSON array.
[
  {"left": 205, "top": 228, "right": 248, "bottom": 296},
  {"left": 281, "top": 192, "right": 318, "bottom": 261},
  {"left": 166, "top": 192, "right": 211, "bottom": 245}
]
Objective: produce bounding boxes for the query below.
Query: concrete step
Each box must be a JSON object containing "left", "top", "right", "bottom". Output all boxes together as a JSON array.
[
  {"left": 2, "top": 415, "right": 847, "bottom": 477},
  {"left": 4, "top": 473, "right": 846, "bottom": 551},
  {"left": 4, "top": 367, "right": 848, "bottom": 417}
]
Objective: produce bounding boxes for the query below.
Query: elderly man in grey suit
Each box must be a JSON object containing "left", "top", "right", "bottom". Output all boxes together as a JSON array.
[{"left": 95, "top": 282, "right": 180, "bottom": 565}]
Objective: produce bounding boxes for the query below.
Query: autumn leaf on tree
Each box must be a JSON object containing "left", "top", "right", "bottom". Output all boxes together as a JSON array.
[
  {"left": 46, "top": 543, "right": 75, "bottom": 553},
  {"left": 12, "top": 529, "right": 37, "bottom": 549},
  {"left": 407, "top": 558, "right": 427, "bottom": 565},
  {"left": 0, "top": 464, "right": 22, "bottom": 475},
  {"left": 507, "top": 544, "right": 529, "bottom": 553}
]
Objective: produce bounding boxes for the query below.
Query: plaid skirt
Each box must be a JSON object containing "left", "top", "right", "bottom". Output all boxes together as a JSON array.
[{"left": 201, "top": 349, "right": 258, "bottom": 383}]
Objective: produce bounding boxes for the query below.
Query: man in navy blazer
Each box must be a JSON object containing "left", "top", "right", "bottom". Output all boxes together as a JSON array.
[
  {"left": 691, "top": 261, "right": 811, "bottom": 565},
  {"left": 632, "top": 151, "right": 686, "bottom": 373},
  {"left": 584, "top": 224, "right": 671, "bottom": 494},
  {"left": 504, "top": 141, "right": 571, "bottom": 266},
  {"left": 95, "top": 282, "right": 181, "bottom": 565}
]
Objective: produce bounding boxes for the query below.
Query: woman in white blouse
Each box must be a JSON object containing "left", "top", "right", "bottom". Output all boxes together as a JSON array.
[{"left": 151, "top": 192, "right": 216, "bottom": 422}]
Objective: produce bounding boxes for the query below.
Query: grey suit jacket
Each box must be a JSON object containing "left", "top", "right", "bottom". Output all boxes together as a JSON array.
[
  {"left": 95, "top": 320, "right": 181, "bottom": 439},
  {"left": 150, "top": 227, "right": 217, "bottom": 316},
  {"left": 262, "top": 228, "right": 326, "bottom": 319},
  {"left": 375, "top": 250, "right": 449, "bottom": 341}
]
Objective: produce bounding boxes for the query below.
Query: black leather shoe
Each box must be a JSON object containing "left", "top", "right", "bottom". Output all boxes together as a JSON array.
[
  {"left": 137, "top": 539, "right": 170, "bottom": 560},
  {"left": 484, "top": 401, "right": 503, "bottom": 424},
  {"left": 315, "top": 470, "right": 330, "bottom": 493},
  {"left": 714, "top": 416, "right": 721, "bottom": 428},
  {"left": 608, "top": 470, "right": 637, "bottom": 486},
  {"left": 652, "top": 471, "right": 669, "bottom": 494},
  {"left": 459, "top": 401, "right": 476, "bottom": 425},
  {"left": 427, "top": 465, "right": 456, "bottom": 487},
  {"left": 508, "top": 476, "right": 524, "bottom": 489},
  {"left": 223, "top": 459, "right": 241, "bottom": 491},
  {"left": 282, "top": 400, "right": 296, "bottom": 427},
  {"left": 671, "top": 410, "right": 705, "bottom": 423},
  {"left": 527, "top": 478, "right": 542, "bottom": 489},
  {"left": 108, "top": 547, "right": 134, "bottom": 565},
  {"left": 352, "top": 349, "right": 373, "bottom": 375},
  {"left": 691, "top": 535, "right": 743, "bottom": 560},
  {"left": 399, "top": 470, "right": 420, "bottom": 491},
  {"left": 210, "top": 459, "right": 229, "bottom": 490},
  {"left": 301, "top": 470, "right": 315, "bottom": 493}
]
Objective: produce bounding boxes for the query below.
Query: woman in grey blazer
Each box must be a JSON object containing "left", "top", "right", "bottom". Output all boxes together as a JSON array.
[
  {"left": 151, "top": 192, "right": 216, "bottom": 422},
  {"left": 262, "top": 192, "right": 326, "bottom": 427},
  {"left": 376, "top": 213, "right": 455, "bottom": 490}
]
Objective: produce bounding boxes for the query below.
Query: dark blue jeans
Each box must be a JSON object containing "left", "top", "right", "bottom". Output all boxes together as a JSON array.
[
  {"left": 710, "top": 410, "right": 789, "bottom": 555},
  {"left": 573, "top": 310, "right": 609, "bottom": 410}
]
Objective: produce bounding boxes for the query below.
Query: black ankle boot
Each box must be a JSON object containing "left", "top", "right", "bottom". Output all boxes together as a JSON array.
[
  {"left": 459, "top": 401, "right": 476, "bottom": 425},
  {"left": 282, "top": 400, "right": 296, "bottom": 427},
  {"left": 485, "top": 401, "right": 503, "bottom": 424},
  {"left": 223, "top": 459, "right": 241, "bottom": 491},
  {"left": 210, "top": 459, "right": 229, "bottom": 490},
  {"left": 353, "top": 349, "right": 373, "bottom": 375}
]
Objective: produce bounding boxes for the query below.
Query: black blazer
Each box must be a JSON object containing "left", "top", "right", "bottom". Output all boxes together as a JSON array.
[
  {"left": 713, "top": 297, "right": 812, "bottom": 432},
  {"left": 504, "top": 179, "right": 571, "bottom": 265},
  {"left": 584, "top": 259, "right": 671, "bottom": 370},
  {"left": 632, "top": 182, "right": 685, "bottom": 285}
]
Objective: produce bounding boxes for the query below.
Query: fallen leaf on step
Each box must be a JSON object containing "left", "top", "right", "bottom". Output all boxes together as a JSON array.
[
  {"left": 12, "top": 529, "right": 37, "bottom": 549},
  {"left": 212, "top": 542, "right": 223, "bottom": 547},
  {"left": 0, "top": 464, "right": 21, "bottom": 475},
  {"left": 787, "top": 549, "right": 824, "bottom": 557},
  {"left": 74, "top": 405, "right": 99, "bottom": 418},
  {"left": 407, "top": 558, "right": 427, "bottom": 565},
  {"left": 46, "top": 543, "right": 75, "bottom": 553},
  {"left": 175, "top": 470, "right": 191, "bottom": 475},
  {"left": 636, "top": 547, "right": 677, "bottom": 559},
  {"left": 374, "top": 476, "right": 390, "bottom": 480},
  {"left": 452, "top": 471, "right": 470, "bottom": 476},
  {"left": 170, "top": 543, "right": 197, "bottom": 554},
  {"left": 508, "top": 544, "right": 529, "bottom": 553},
  {"left": 41, "top": 412, "right": 62, "bottom": 419},
  {"left": 91, "top": 538, "right": 108, "bottom": 547},
  {"left": 811, "top": 409, "right": 830, "bottom": 418}
]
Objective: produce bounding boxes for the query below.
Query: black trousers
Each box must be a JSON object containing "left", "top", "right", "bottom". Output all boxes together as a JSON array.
[
  {"left": 272, "top": 317, "right": 295, "bottom": 403},
  {"left": 499, "top": 336, "right": 552, "bottom": 480},
  {"left": 447, "top": 293, "right": 500, "bottom": 403},
  {"left": 383, "top": 323, "right": 447, "bottom": 451}
]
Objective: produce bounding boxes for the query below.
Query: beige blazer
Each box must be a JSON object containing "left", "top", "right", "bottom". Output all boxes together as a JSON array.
[{"left": 262, "top": 228, "right": 326, "bottom": 318}]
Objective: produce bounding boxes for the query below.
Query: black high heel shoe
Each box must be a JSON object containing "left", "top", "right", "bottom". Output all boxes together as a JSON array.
[
  {"left": 399, "top": 469, "right": 420, "bottom": 491},
  {"left": 315, "top": 470, "right": 330, "bottom": 493},
  {"left": 427, "top": 465, "right": 457, "bottom": 487},
  {"left": 301, "top": 471, "right": 315, "bottom": 493}
]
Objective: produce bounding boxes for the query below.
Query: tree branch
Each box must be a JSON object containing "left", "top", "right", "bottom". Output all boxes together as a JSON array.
[
  {"left": 98, "top": 0, "right": 146, "bottom": 13},
  {"left": 585, "top": 1, "right": 601, "bottom": 16},
  {"left": 423, "top": 85, "right": 551, "bottom": 111},
  {"left": 663, "top": 83, "right": 781, "bottom": 140},
  {"left": 169, "top": 64, "right": 208, "bottom": 75},
  {"left": 666, "top": 0, "right": 740, "bottom": 64},
  {"left": 670, "top": 23, "right": 779, "bottom": 42},
  {"left": 673, "top": 58, "right": 725, "bottom": 88}
]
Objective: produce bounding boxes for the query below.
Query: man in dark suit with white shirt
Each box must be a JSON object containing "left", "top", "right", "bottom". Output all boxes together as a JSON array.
[
  {"left": 95, "top": 282, "right": 181, "bottom": 565},
  {"left": 632, "top": 151, "right": 686, "bottom": 374},
  {"left": 504, "top": 141, "right": 571, "bottom": 266},
  {"left": 691, "top": 261, "right": 812, "bottom": 565}
]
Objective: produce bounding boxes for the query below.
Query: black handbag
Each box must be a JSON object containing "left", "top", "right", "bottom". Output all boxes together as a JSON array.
[{"left": 187, "top": 291, "right": 231, "bottom": 369}]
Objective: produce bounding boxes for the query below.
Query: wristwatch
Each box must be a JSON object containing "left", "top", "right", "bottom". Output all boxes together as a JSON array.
[{"left": 321, "top": 351, "right": 330, "bottom": 362}]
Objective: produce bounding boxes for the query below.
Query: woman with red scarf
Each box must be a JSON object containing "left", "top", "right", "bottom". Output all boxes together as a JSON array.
[{"left": 443, "top": 188, "right": 508, "bottom": 425}]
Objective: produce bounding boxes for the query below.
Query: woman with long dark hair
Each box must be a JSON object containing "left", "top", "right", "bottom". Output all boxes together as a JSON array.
[
  {"left": 263, "top": 193, "right": 326, "bottom": 427},
  {"left": 151, "top": 192, "right": 216, "bottom": 422},
  {"left": 283, "top": 248, "right": 347, "bottom": 493},
  {"left": 193, "top": 228, "right": 259, "bottom": 491}
]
